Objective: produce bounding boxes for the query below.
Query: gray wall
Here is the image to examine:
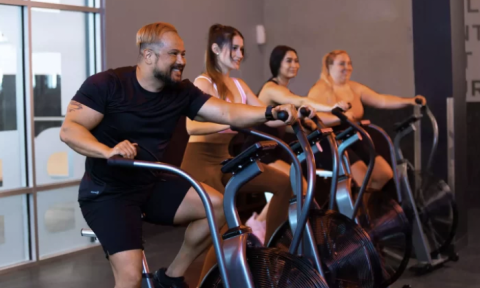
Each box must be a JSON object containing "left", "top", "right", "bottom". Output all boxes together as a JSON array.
[
  {"left": 262, "top": 0, "right": 418, "bottom": 164},
  {"left": 105, "top": 0, "right": 265, "bottom": 92},
  {"left": 105, "top": 0, "right": 415, "bottom": 102},
  {"left": 104, "top": 0, "right": 419, "bottom": 163},
  {"left": 262, "top": 0, "right": 415, "bottom": 98}
]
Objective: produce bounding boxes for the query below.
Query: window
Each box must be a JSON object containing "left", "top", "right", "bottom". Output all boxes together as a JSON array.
[
  {"left": 31, "top": 8, "right": 96, "bottom": 185},
  {"left": 34, "top": 0, "right": 96, "bottom": 8},
  {"left": 37, "top": 186, "right": 93, "bottom": 258},
  {"left": 0, "top": 195, "right": 29, "bottom": 267},
  {"left": 0, "top": 0, "right": 103, "bottom": 271},
  {"left": 0, "top": 5, "right": 27, "bottom": 191}
]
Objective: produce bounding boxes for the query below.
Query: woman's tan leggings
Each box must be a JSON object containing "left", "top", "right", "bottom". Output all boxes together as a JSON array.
[{"left": 180, "top": 142, "right": 294, "bottom": 282}]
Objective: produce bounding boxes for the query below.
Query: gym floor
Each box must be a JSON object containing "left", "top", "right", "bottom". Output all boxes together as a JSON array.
[{"left": 1, "top": 209, "right": 479, "bottom": 288}]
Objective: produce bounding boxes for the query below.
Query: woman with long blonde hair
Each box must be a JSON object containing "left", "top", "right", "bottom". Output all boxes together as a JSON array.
[{"left": 308, "top": 50, "right": 426, "bottom": 200}]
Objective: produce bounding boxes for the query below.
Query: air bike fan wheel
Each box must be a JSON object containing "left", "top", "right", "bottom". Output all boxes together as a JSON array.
[
  {"left": 366, "top": 193, "right": 413, "bottom": 287},
  {"left": 410, "top": 169, "right": 459, "bottom": 259},
  {"left": 268, "top": 209, "right": 384, "bottom": 288},
  {"left": 200, "top": 245, "right": 329, "bottom": 288}
]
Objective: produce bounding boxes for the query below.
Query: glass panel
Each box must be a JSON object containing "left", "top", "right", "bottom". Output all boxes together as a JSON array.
[
  {"left": 0, "top": 5, "right": 26, "bottom": 191},
  {"left": 32, "top": 0, "right": 92, "bottom": 8},
  {"left": 0, "top": 195, "right": 29, "bottom": 268},
  {"left": 32, "top": 9, "right": 96, "bottom": 185},
  {"left": 37, "top": 186, "right": 93, "bottom": 258},
  {"left": 95, "top": 13, "right": 103, "bottom": 72}
]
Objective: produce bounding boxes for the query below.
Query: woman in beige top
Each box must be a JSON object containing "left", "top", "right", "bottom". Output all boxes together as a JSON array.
[{"left": 308, "top": 50, "right": 425, "bottom": 199}]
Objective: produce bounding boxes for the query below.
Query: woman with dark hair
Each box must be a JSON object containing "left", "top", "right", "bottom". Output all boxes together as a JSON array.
[
  {"left": 237, "top": 45, "right": 349, "bottom": 228},
  {"left": 258, "top": 45, "right": 348, "bottom": 115}
]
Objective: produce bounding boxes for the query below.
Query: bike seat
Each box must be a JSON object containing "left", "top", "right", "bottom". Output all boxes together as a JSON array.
[{"left": 221, "top": 141, "right": 277, "bottom": 174}]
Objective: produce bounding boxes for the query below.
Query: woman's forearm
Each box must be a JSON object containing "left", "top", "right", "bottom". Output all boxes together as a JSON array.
[{"left": 378, "top": 95, "right": 415, "bottom": 109}]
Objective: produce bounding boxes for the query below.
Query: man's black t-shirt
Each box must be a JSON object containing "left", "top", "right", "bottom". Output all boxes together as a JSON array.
[{"left": 72, "top": 66, "right": 211, "bottom": 203}]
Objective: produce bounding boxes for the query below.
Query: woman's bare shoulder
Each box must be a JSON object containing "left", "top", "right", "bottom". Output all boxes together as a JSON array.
[
  {"left": 348, "top": 80, "right": 368, "bottom": 93},
  {"left": 308, "top": 80, "right": 332, "bottom": 98}
]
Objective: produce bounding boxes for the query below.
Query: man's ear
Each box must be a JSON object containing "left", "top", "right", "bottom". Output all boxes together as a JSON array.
[{"left": 142, "top": 48, "right": 155, "bottom": 65}]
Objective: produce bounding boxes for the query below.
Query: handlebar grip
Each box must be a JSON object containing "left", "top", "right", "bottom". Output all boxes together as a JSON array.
[
  {"left": 415, "top": 97, "right": 427, "bottom": 112},
  {"left": 337, "top": 102, "right": 352, "bottom": 112},
  {"left": 299, "top": 107, "right": 310, "bottom": 117},
  {"left": 277, "top": 111, "right": 289, "bottom": 121},
  {"left": 331, "top": 107, "right": 348, "bottom": 122},
  {"left": 107, "top": 156, "right": 135, "bottom": 167}
]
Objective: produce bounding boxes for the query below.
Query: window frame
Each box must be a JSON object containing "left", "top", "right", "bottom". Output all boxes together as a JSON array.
[{"left": 0, "top": 0, "right": 104, "bottom": 272}]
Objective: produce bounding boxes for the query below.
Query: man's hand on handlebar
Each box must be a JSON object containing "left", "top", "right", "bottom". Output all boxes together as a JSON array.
[
  {"left": 105, "top": 140, "right": 138, "bottom": 159},
  {"left": 272, "top": 104, "right": 298, "bottom": 125}
]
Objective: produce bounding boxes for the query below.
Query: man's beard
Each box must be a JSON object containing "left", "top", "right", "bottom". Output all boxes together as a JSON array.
[{"left": 153, "top": 64, "right": 184, "bottom": 87}]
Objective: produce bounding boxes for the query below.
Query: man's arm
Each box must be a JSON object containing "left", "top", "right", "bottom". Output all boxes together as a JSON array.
[
  {"left": 237, "top": 78, "right": 317, "bottom": 130},
  {"left": 186, "top": 77, "right": 232, "bottom": 135},
  {"left": 194, "top": 97, "right": 297, "bottom": 127},
  {"left": 60, "top": 100, "right": 137, "bottom": 159}
]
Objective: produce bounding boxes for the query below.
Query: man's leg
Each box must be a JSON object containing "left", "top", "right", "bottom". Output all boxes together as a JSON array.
[
  {"left": 81, "top": 198, "right": 146, "bottom": 288},
  {"left": 109, "top": 250, "right": 144, "bottom": 288},
  {"left": 142, "top": 175, "right": 225, "bottom": 286}
]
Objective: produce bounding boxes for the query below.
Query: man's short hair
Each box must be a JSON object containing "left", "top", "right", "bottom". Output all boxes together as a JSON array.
[{"left": 136, "top": 22, "right": 178, "bottom": 52}]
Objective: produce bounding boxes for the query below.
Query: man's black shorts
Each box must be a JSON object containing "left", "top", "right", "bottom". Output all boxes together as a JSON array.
[{"left": 80, "top": 174, "right": 191, "bottom": 257}]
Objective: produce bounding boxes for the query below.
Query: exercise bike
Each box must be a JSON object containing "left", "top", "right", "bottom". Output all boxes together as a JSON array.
[
  {"left": 346, "top": 99, "right": 459, "bottom": 278},
  {"left": 390, "top": 99, "right": 459, "bottom": 274},
  {"left": 235, "top": 108, "right": 386, "bottom": 288},
  {"left": 81, "top": 112, "right": 328, "bottom": 288},
  {"left": 325, "top": 109, "right": 413, "bottom": 287},
  {"left": 80, "top": 156, "right": 231, "bottom": 288},
  {"left": 198, "top": 111, "right": 328, "bottom": 288},
  {"left": 266, "top": 107, "right": 411, "bottom": 288}
]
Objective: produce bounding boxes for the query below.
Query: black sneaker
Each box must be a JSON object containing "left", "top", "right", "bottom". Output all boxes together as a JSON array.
[{"left": 153, "top": 268, "right": 189, "bottom": 288}]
